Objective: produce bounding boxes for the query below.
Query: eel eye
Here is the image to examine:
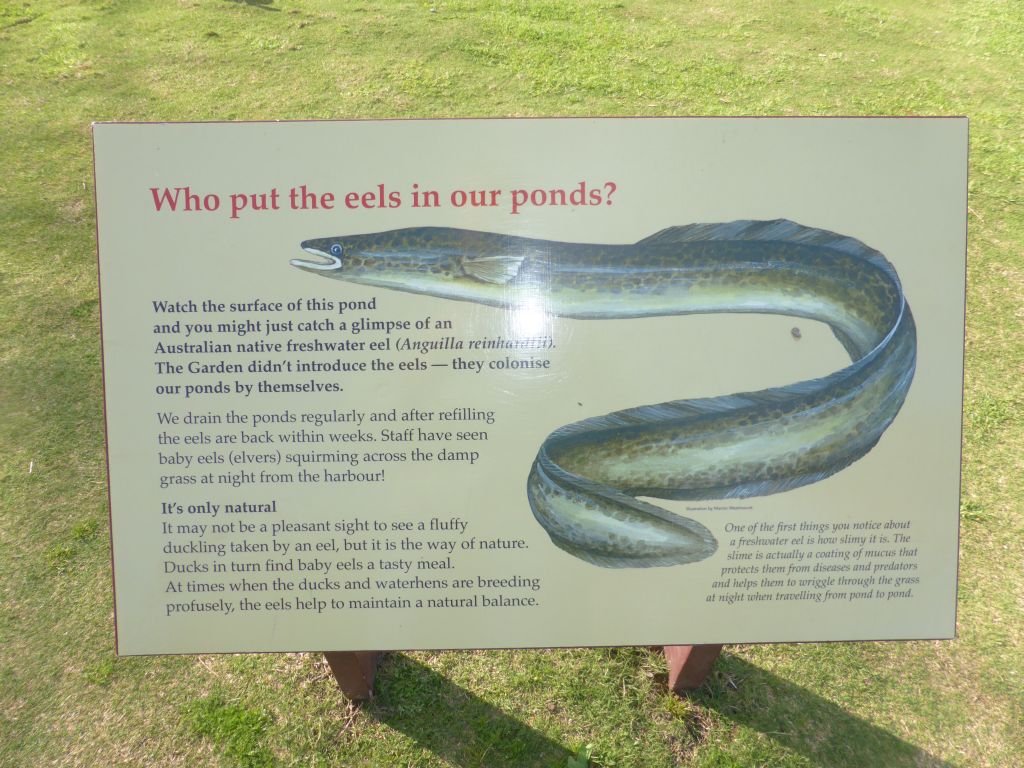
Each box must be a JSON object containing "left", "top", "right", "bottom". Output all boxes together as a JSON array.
[{"left": 330, "top": 244, "right": 343, "bottom": 257}]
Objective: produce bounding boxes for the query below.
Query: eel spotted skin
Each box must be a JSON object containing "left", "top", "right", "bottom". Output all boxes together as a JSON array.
[{"left": 292, "top": 221, "right": 916, "bottom": 568}]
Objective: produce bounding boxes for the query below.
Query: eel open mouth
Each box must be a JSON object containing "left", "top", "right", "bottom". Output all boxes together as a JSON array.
[{"left": 290, "top": 245, "right": 343, "bottom": 271}]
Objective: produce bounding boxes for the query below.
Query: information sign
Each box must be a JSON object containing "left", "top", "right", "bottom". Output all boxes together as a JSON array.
[{"left": 93, "top": 118, "right": 966, "bottom": 654}]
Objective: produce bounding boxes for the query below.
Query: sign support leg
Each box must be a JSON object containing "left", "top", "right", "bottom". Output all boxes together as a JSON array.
[
  {"left": 320, "top": 645, "right": 720, "bottom": 699},
  {"left": 663, "top": 644, "right": 723, "bottom": 692},
  {"left": 323, "top": 651, "right": 382, "bottom": 701}
]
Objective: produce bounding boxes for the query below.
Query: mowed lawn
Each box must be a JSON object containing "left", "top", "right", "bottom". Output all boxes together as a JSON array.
[{"left": 1, "top": 1, "right": 1022, "bottom": 766}]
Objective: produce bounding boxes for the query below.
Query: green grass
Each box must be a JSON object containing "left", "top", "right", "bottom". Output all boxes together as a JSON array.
[
  {"left": 184, "top": 692, "right": 275, "bottom": 768},
  {"left": 1, "top": 1, "right": 1022, "bottom": 766}
]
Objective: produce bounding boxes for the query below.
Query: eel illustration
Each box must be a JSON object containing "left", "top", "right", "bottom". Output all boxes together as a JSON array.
[{"left": 292, "top": 221, "right": 916, "bottom": 568}]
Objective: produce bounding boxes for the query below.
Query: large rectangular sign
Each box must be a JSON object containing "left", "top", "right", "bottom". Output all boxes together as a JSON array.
[{"left": 93, "top": 118, "right": 966, "bottom": 655}]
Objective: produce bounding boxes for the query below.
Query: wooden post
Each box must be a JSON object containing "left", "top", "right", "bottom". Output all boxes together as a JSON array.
[
  {"left": 321, "top": 645, "right": 719, "bottom": 699},
  {"left": 323, "top": 651, "right": 382, "bottom": 701},
  {"left": 663, "top": 644, "right": 723, "bottom": 692}
]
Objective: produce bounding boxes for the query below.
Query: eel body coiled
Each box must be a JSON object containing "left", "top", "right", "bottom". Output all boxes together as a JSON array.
[{"left": 293, "top": 220, "right": 916, "bottom": 568}]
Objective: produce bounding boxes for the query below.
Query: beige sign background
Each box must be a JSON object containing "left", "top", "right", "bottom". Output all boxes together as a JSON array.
[{"left": 93, "top": 118, "right": 966, "bottom": 655}]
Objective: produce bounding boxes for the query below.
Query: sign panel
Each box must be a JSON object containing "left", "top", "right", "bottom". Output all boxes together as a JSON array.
[{"left": 93, "top": 118, "right": 966, "bottom": 655}]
